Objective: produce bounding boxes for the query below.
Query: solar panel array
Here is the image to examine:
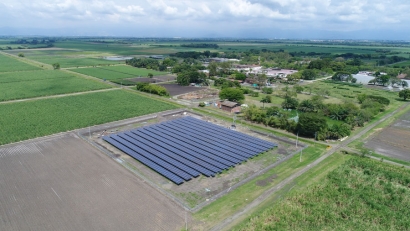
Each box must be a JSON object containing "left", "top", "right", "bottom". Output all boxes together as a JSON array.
[{"left": 103, "top": 116, "right": 277, "bottom": 184}]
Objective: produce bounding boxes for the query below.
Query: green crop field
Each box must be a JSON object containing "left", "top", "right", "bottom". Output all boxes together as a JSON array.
[
  {"left": 0, "top": 70, "right": 111, "bottom": 101},
  {"left": 31, "top": 56, "right": 122, "bottom": 68},
  {"left": 70, "top": 66, "right": 168, "bottom": 80},
  {"left": 0, "top": 90, "right": 179, "bottom": 145},
  {"left": 0, "top": 53, "right": 42, "bottom": 72},
  {"left": 237, "top": 157, "right": 410, "bottom": 230}
]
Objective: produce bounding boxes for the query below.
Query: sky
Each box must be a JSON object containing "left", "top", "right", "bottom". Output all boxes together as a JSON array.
[{"left": 0, "top": 0, "right": 409, "bottom": 39}]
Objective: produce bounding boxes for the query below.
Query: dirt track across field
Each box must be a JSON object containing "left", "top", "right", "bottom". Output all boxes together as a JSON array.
[{"left": 0, "top": 133, "right": 185, "bottom": 231}]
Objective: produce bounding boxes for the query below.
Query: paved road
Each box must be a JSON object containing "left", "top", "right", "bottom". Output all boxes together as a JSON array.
[{"left": 211, "top": 101, "right": 410, "bottom": 231}]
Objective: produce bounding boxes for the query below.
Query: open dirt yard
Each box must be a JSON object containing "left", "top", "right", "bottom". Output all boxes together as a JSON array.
[
  {"left": 365, "top": 110, "right": 410, "bottom": 161},
  {"left": 127, "top": 75, "right": 176, "bottom": 83},
  {"left": 0, "top": 133, "right": 185, "bottom": 231},
  {"left": 158, "top": 84, "right": 205, "bottom": 96}
]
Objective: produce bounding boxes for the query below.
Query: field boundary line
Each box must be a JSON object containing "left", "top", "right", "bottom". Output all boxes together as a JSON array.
[
  {"left": 62, "top": 69, "right": 121, "bottom": 87},
  {"left": 0, "top": 88, "right": 118, "bottom": 104},
  {"left": 0, "top": 51, "right": 52, "bottom": 70}
]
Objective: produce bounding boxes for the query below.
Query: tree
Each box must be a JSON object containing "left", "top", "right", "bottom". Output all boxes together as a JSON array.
[
  {"left": 296, "top": 113, "right": 328, "bottom": 138},
  {"left": 377, "top": 75, "right": 390, "bottom": 86},
  {"left": 399, "top": 89, "right": 410, "bottom": 101},
  {"left": 235, "top": 72, "right": 247, "bottom": 81},
  {"left": 260, "top": 96, "right": 271, "bottom": 108},
  {"left": 262, "top": 87, "right": 273, "bottom": 94},
  {"left": 294, "top": 85, "right": 303, "bottom": 93},
  {"left": 18, "top": 53, "right": 24, "bottom": 57},
  {"left": 219, "top": 88, "right": 245, "bottom": 102},
  {"left": 402, "top": 81, "right": 409, "bottom": 88},
  {"left": 332, "top": 71, "right": 352, "bottom": 81},
  {"left": 148, "top": 73, "right": 153, "bottom": 78},
  {"left": 177, "top": 70, "right": 207, "bottom": 86},
  {"left": 52, "top": 63, "right": 60, "bottom": 70},
  {"left": 298, "top": 100, "right": 315, "bottom": 112},
  {"left": 266, "top": 106, "right": 280, "bottom": 116},
  {"left": 302, "top": 69, "right": 317, "bottom": 80},
  {"left": 256, "top": 74, "right": 267, "bottom": 89},
  {"left": 281, "top": 97, "right": 299, "bottom": 110},
  {"left": 208, "top": 61, "right": 218, "bottom": 76}
]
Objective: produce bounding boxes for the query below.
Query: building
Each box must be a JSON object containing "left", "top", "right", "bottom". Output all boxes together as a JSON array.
[{"left": 217, "top": 100, "right": 241, "bottom": 113}]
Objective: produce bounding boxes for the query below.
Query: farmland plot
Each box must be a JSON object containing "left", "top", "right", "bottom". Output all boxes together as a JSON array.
[
  {"left": 0, "top": 133, "right": 185, "bottom": 231},
  {"left": 0, "top": 53, "right": 42, "bottom": 72},
  {"left": 0, "top": 90, "right": 179, "bottom": 145},
  {"left": 32, "top": 56, "right": 122, "bottom": 68},
  {"left": 237, "top": 157, "right": 410, "bottom": 231},
  {"left": 0, "top": 70, "right": 111, "bottom": 101},
  {"left": 71, "top": 65, "right": 168, "bottom": 81}
]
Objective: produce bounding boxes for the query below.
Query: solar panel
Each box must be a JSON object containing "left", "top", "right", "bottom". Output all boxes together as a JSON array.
[
  {"left": 103, "top": 116, "right": 277, "bottom": 184},
  {"left": 170, "top": 119, "right": 265, "bottom": 154}
]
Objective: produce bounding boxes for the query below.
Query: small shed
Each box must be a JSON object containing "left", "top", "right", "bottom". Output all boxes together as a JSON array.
[{"left": 217, "top": 100, "right": 241, "bottom": 113}]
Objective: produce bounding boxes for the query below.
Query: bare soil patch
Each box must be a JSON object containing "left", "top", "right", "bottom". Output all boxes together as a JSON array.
[
  {"left": 0, "top": 133, "right": 185, "bottom": 231},
  {"left": 158, "top": 84, "right": 205, "bottom": 96},
  {"left": 177, "top": 88, "right": 219, "bottom": 100},
  {"left": 256, "top": 174, "right": 278, "bottom": 187},
  {"left": 365, "top": 110, "right": 410, "bottom": 161},
  {"left": 127, "top": 75, "right": 176, "bottom": 83}
]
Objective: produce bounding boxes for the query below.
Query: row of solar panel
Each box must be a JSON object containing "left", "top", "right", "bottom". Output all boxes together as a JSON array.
[{"left": 104, "top": 116, "right": 277, "bottom": 184}]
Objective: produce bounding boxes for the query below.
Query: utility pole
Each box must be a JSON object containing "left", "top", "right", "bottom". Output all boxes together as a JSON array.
[{"left": 296, "top": 131, "right": 299, "bottom": 148}]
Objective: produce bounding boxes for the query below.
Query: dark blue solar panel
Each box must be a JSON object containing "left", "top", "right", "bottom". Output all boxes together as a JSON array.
[
  {"left": 117, "top": 133, "right": 196, "bottom": 179},
  {"left": 139, "top": 128, "right": 226, "bottom": 171},
  {"left": 103, "top": 136, "right": 184, "bottom": 185},
  {"left": 123, "top": 132, "right": 201, "bottom": 177},
  {"left": 170, "top": 119, "right": 265, "bottom": 154},
  {"left": 110, "top": 135, "right": 192, "bottom": 181},
  {"left": 147, "top": 126, "right": 234, "bottom": 167},
  {"left": 103, "top": 116, "right": 277, "bottom": 184},
  {"left": 186, "top": 118, "right": 275, "bottom": 148},
  {"left": 132, "top": 130, "right": 217, "bottom": 176},
  {"left": 152, "top": 125, "right": 242, "bottom": 164},
  {"left": 182, "top": 117, "right": 276, "bottom": 149},
  {"left": 182, "top": 116, "right": 275, "bottom": 148},
  {"left": 175, "top": 119, "right": 270, "bottom": 154},
  {"left": 162, "top": 121, "right": 250, "bottom": 161}
]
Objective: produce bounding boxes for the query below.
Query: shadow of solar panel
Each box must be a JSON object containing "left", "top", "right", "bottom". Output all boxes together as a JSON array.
[{"left": 103, "top": 116, "right": 277, "bottom": 184}]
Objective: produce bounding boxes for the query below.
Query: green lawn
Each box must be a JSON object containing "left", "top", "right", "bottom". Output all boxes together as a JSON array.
[
  {"left": 0, "top": 70, "right": 111, "bottom": 101},
  {"left": 0, "top": 89, "right": 179, "bottom": 145},
  {"left": 0, "top": 53, "right": 42, "bottom": 72},
  {"left": 70, "top": 66, "right": 168, "bottom": 80}
]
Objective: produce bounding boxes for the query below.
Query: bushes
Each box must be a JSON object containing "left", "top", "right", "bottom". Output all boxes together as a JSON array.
[
  {"left": 135, "top": 82, "right": 169, "bottom": 96},
  {"left": 219, "top": 88, "right": 245, "bottom": 102},
  {"left": 262, "top": 87, "right": 273, "bottom": 94},
  {"left": 126, "top": 58, "right": 160, "bottom": 70},
  {"left": 357, "top": 94, "right": 390, "bottom": 105},
  {"left": 323, "top": 80, "right": 363, "bottom": 88},
  {"left": 250, "top": 91, "right": 259, "bottom": 97}
]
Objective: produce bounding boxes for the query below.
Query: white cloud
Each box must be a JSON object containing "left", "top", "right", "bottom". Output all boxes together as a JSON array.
[{"left": 0, "top": 0, "right": 409, "bottom": 38}]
